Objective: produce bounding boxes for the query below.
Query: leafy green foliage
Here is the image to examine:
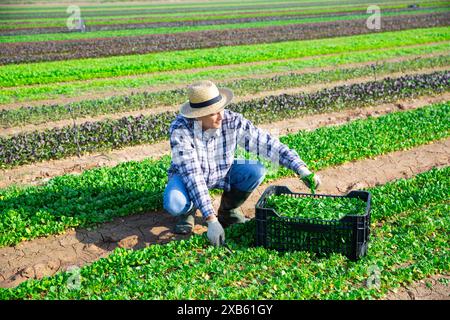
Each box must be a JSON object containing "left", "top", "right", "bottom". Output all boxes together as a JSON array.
[
  {"left": 265, "top": 195, "right": 366, "bottom": 220},
  {"left": 0, "top": 167, "right": 448, "bottom": 299},
  {"left": 0, "top": 101, "right": 448, "bottom": 246},
  {"left": 302, "top": 173, "right": 316, "bottom": 194}
]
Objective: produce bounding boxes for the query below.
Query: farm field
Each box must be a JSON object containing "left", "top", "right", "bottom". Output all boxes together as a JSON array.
[{"left": 0, "top": 0, "right": 449, "bottom": 301}]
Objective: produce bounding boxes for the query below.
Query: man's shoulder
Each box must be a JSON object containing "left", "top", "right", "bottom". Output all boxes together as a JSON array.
[
  {"left": 224, "top": 109, "right": 245, "bottom": 124},
  {"left": 170, "top": 114, "right": 192, "bottom": 131}
]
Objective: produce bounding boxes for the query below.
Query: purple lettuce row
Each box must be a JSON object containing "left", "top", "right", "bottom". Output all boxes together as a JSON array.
[
  {"left": 0, "top": 71, "right": 448, "bottom": 169},
  {"left": 0, "top": 7, "right": 432, "bottom": 36},
  {"left": 1, "top": 12, "right": 449, "bottom": 65}
]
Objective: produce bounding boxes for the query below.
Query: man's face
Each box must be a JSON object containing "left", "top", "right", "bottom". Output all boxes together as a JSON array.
[{"left": 196, "top": 110, "right": 224, "bottom": 130}]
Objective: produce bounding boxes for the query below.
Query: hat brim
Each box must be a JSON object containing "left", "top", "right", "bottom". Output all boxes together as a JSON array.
[{"left": 179, "top": 87, "right": 233, "bottom": 118}]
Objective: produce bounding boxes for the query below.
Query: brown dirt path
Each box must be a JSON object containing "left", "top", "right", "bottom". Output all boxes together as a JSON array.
[
  {"left": 2, "top": 63, "right": 449, "bottom": 136},
  {"left": 1, "top": 92, "right": 448, "bottom": 189},
  {"left": 384, "top": 275, "right": 449, "bottom": 300},
  {"left": 0, "top": 137, "right": 448, "bottom": 289},
  {"left": 1, "top": 43, "right": 447, "bottom": 111}
]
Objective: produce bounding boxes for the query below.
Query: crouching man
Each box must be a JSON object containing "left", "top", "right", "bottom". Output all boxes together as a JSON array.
[{"left": 163, "top": 80, "right": 321, "bottom": 246}]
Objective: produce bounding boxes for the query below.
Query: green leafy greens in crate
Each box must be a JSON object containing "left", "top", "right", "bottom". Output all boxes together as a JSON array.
[{"left": 265, "top": 194, "right": 367, "bottom": 220}]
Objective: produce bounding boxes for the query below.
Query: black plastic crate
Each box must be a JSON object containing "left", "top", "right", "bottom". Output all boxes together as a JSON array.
[{"left": 255, "top": 186, "right": 371, "bottom": 261}]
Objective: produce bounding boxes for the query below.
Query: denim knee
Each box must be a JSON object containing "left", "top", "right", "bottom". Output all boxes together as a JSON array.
[
  {"left": 163, "top": 187, "right": 193, "bottom": 217},
  {"left": 247, "top": 161, "right": 266, "bottom": 189},
  {"left": 232, "top": 160, "right": 267, "bottom": 192}
]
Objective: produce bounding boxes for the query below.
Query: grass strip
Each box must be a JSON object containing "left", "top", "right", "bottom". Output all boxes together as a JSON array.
[
  {"left": 1, "top": 26, "right": 448, "bottom": 87},
  {"left": 2, "top": 51, "right": 449, "bottom": 127},
  {"left": 1, "top": 71, "right": 448, "bottom": 168},
  {"left": 0, "top": 100, "right": 448, "bottom": 247},
  {"left": 0, "top": 167, "right": 448, "bottom": 299}
]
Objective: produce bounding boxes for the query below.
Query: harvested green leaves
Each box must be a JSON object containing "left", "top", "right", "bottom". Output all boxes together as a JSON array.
[{"left": 265, "top": 194, "right": 366, "bottom": 220}]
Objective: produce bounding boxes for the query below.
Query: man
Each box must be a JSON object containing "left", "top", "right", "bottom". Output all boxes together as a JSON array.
[{"left": 163, "top": 80, "right": 321, "bottom": 246}]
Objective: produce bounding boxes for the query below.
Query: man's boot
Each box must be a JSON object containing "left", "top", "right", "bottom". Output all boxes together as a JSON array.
[
  {"left": 174, "top": 207, "right": 196, "bottom": 234},
  {"left": 218, "top": 188, "right": 252, "bottom": 228}
]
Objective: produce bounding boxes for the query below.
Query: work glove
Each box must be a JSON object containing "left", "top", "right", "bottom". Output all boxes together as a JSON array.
[
  {"left": 298, "top": 166, "right": 322, "bottom": 191},
  {"left": 206, "top": 215, "right": 225, "bottom": 247}
]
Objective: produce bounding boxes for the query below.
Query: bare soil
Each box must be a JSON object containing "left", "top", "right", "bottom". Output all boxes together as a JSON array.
[
  {"left": 384, "top": 274, "right": 449, "bottom": 300},
  {"left": 0, "top": 137, "right": 448, "bottom": 289},
  {"left": 1, "top": 92, "right": 448, "bottom": 189}
]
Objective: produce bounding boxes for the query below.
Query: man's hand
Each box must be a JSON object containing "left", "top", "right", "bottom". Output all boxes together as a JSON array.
[
  {"left": 206, "top": 215, "right": 225, "bottom": 246},
  {"left": 298, "top": 166, "right": 322, "bottom": 191}
]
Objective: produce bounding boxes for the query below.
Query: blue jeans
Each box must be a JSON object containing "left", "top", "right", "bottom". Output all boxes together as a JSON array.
[{"left": 163, "top": 159, "right": 266, "bottom": 217}]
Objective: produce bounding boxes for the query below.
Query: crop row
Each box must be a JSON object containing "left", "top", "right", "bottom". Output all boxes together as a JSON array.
[
  {"left": 1, "top": 1, "right": 344, "bottom": 20},
  {"left": 2, "top": 26, "right": 448, "bottom": 88},
  {"left": 3, "top": 42, "right": 448, "bottom": 105},
  {"left": 2, "top": 54, "right": 448, "bottom": 128},
  {"left": 1, "top": 70, "right": 448, "bottom": 168},
  {"left": 0, "top": 100, "right": 448, "bottom": 247},
  {"left": 5, "top": 8, "right": 447, "bottom": 43},
  {"left": 4, "top": 0, "right": 443, "bottom": 29},
  {"left": 0, "top": 42, "right": 450, "bottom": 105},
  {"left": 2, "top": 13, "right": 449, "bottom": 65},
  {"left": 1, "top": 6, "right": 439, "bottom": 37},
  {"left": 1, "top": 0, "right": 429, "bottom": 22},
  {"left": 1, "top": 166, "right": 448, "bottom": 299},
  {"left": 1, "top": 71, "right": 448, "bottom": 169}
]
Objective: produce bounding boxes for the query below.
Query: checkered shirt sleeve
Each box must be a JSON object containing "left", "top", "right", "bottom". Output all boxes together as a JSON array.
[{"left": 235, "top": 113, "right": 307, "bottom": 174}]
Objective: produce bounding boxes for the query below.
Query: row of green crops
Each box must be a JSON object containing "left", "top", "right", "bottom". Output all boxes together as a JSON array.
[
  {"left": 1, "top": 0, "right": 430, "bottom": 19},
  {"left": 0, "top": 0, "right": 302, "bottom": 13},
  {"left": 3, "top": 53, "right": 449, "bottom": 128},
  {"left": 2, "top": 0, "right": 441, "bottom": 29},
  {"left": 1, "top": 166, "right": 448, "bottom": 299},
  {"left": 3, "top": 41, "right": 448, "bottom": 104},
  {"left": 1, "top": 71, "right": 448, "bottom": 168},
  {"left": 4, "top": 12, "right": 448, "bottom": 65},
  {"left": 0, "top": 100, "right": 448, "bottom": 247},
  {"left": 1, "top": 26, "right": 448, "bottom": 87},
  {"left": 4, "top": 9, "right": 447, "bottom": 43},
  {"left": 3, "top": 5, "right": 445, "bottom": 38},
  {"left": 3, "top": 1, "right": 372, "bottom": 20}
]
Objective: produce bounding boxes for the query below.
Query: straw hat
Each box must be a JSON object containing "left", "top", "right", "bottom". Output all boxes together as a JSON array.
[{"left": 180, "top": 80, "right": 234, "bottom": 118}]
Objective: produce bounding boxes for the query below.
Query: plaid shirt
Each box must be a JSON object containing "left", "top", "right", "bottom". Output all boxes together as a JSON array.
[{"left": 168, "top": 109, "right": 307, "bottom": 219}]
